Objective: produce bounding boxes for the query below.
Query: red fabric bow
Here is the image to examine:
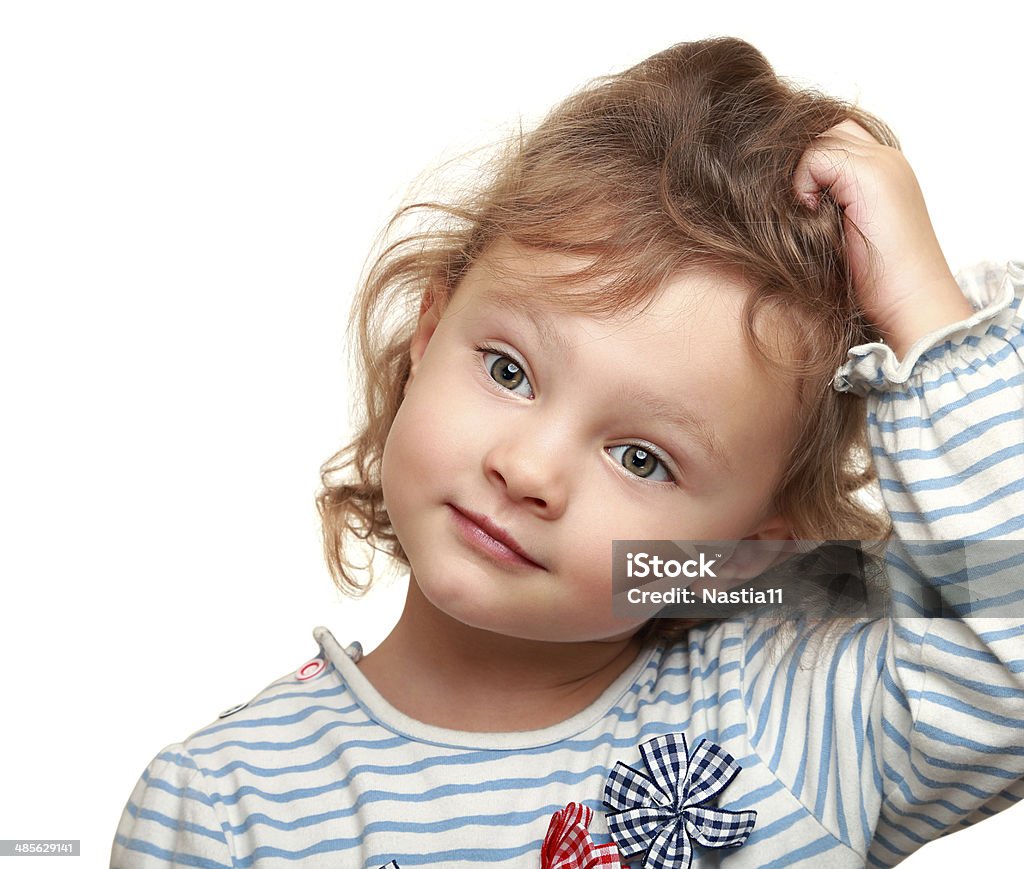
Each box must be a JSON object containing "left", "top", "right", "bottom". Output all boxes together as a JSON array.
[{"left": 541, "top": 803, "right": 622, "bottom": 868}]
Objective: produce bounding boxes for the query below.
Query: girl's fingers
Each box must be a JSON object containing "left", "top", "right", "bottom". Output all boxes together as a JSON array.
[
  {"left": 793, "top": 142, "right": 853, "bottom": 209},
  {"left": 792, "top": 120, "right": 879, "bottom": 209}
]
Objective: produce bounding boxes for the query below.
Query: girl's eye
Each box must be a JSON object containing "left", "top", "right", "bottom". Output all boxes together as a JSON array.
[
  {"left": 482, "top": 349, "right": 534, "bottom": 397},
  {"left": 608, "top": 444, "right": 675, "bottom": 484}
]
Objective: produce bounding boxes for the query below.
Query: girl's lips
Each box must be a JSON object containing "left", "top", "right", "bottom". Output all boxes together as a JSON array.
[{"left": 447, "top": 504, "right": 545, "bottom": 570}]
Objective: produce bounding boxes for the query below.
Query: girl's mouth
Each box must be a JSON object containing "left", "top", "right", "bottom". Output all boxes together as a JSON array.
[{"left": 447, "top": 504, "right": 546, "bottom": 570}]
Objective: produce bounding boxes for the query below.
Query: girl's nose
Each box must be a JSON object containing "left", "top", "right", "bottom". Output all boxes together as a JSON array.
[{"left": 482, "top": 426, "right": 570, "bottom": 520}]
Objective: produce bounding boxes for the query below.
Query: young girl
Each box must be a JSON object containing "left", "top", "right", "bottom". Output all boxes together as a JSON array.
[{"left": 110, "top": 37, "right": 1024, "bottom": 868}]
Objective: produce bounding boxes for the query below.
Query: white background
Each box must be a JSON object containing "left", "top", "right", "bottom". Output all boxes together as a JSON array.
[{"left": 1, "top": 2, "right": 1021, "bottom": 865}]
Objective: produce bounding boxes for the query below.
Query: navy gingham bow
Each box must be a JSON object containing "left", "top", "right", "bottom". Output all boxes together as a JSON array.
[{"left": 603, "top": 732, "right": 756, "bottom": 869}]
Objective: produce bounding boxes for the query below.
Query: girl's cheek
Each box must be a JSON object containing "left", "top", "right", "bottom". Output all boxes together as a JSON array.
[
  {"left": 388, "top": 373, "right": 464, "bottom": 476},
  {"left": 381, "top": 385, "right": 435, "bottom": 503},
  {"left": 379, "top": 416, "right": 404, "bottom": 514}
]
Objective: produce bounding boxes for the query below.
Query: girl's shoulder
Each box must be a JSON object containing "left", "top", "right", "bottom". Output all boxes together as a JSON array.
[
  {"left": 113, "top": 630, "right": 362, "bottom": 868},
  {"left": 167, "top": 628, "right": 363, "bottom": 763}
]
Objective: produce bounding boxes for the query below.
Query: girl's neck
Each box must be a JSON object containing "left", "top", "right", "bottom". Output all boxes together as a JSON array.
[{"left": 357, "top": 576, "right": 647, "bottom": 732}]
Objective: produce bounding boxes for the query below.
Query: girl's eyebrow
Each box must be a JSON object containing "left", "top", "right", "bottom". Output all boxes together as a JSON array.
[
  {"left": 613, "top": 386, "right": 731, "bottom": 471},
  {"left": 486, "top": 287, "right": 576, "bottom": 361},
  {"left": 484, "top": 287, "right": 729, "bottom": 471}
]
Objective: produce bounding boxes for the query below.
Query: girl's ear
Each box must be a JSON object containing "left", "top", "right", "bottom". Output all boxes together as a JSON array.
[
  {"left": 723, "top": 513, "right": 796, "bottom": 582},
  {"left": 408, "top": 290, "right": 443, "bottom": 382},
  {"left": 746, "top": 511, "right": 793, "bottom": 542}
]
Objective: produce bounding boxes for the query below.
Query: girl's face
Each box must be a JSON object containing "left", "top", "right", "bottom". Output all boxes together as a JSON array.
[{"left": 381, "top": 241, "right": 800, "bottom": 643}]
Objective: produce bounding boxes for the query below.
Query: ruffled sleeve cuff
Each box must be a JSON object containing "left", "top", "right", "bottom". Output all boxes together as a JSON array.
[{"left": 833, "top": 261, "right": 1023, "bottom": 396}]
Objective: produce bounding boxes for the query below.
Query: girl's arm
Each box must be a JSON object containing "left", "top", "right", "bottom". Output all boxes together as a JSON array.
[
  {"left": 840, "top": 259, "right": 1023, "bottom": 863},
  {"left": 791, "top": 125, "right": 1024, "bottom": 863}
]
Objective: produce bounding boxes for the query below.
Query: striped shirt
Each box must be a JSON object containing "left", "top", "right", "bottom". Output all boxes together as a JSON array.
[{"left": 111, "top": 261, "right": 1024, "bottom": 868}]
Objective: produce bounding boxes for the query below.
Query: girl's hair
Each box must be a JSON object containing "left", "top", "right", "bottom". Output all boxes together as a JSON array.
[{"left": 317, "top": 37, "right": 894, "bottom": 636}]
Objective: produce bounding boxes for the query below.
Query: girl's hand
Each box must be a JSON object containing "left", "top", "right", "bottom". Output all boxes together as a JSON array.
[{"left": 793, "top": 120, "right": 975, "bottom": 358}]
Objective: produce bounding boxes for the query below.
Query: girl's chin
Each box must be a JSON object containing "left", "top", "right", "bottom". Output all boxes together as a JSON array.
[
  {"left": 433, "top": 602, "right": 642, "bottom": 645},
  {"left": 409, "top": 567, "right": 645, "bottom": 643}
]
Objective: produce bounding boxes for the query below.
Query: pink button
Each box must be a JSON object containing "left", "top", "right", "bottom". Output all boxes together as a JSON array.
[{"left": 296, "top": 657, "right": 326, "bottom": 681}]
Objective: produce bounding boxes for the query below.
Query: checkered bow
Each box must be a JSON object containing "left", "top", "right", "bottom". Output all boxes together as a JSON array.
[
  {"left": 603, "top": 733, "right": 756, "bottom": 869},
  {"left": 540, "top": 802, "right": 621, "bottom": 868}
]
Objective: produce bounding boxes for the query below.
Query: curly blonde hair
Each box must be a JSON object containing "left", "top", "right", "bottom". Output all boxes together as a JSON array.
[{"left": 316, "top": 37, "right": 894, "bottom": 637}]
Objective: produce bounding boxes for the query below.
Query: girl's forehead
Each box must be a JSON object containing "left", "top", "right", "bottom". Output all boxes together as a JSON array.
[
  {"left": 467, "top": 241, "right": 606, "bottom": 305},
  {"left": 460, "top": 239, "right": 740, "bottom": 324}
]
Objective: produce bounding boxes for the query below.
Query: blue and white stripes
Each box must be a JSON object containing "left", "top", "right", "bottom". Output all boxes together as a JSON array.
[{"left": 111, "top": 262, "right": 1024, "bottom": 868}]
